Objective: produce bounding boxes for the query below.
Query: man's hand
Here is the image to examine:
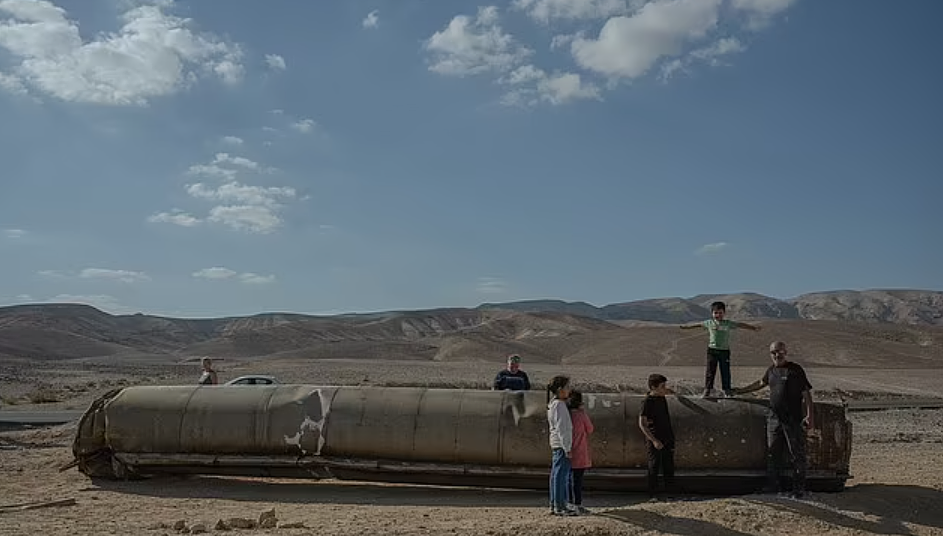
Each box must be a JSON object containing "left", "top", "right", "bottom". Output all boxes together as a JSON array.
[
  {"left": 565, "top": 451, "right": 572, "bottom": 458},
  {"left": 652, "top": 439, "right": 664, "bottom": 450}
]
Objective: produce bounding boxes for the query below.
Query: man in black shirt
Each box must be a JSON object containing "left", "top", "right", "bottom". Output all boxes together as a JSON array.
[
  {"left": 492, "top": 354, "right": 531, "bottom": 391},
  {"left": 638, "top": 373, "right": 676, "bottom": 499},
  {"left": 734, "top": 341, "right": 816, "bottom": 498}
]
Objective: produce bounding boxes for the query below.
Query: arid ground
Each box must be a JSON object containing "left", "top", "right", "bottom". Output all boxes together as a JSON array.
[{"left": 1, "top": 360, "right": 942, "bottom": 536}]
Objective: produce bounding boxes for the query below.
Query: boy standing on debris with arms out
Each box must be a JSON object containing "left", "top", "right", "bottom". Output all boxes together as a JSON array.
[
  {"left": 733, "top": 341, "right": 816, "bottom": 498},
  {"left": 638, "top": 374, "right": 676, "bottom": 500},
  {"left": 680, "top": 301, "right": 761, "bottom": 397}
]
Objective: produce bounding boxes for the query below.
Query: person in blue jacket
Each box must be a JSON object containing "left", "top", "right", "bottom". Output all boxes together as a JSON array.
[{"left": 493, "top": 354, "right": 532, "bottom": 391}]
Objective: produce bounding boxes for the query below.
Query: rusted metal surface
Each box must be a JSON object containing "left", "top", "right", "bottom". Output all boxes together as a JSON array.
[{"left": 71, "top": 385, "right": 852, "bottom": 493}]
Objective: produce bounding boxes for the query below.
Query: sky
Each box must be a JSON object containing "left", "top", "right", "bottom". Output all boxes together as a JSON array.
[{"left": 1, "top": 0, "right": 941, "bottom": 318}]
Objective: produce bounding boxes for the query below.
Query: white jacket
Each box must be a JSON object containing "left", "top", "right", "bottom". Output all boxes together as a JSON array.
[{"left": 547, "top": 398, "right": 573, "bottom": 453}]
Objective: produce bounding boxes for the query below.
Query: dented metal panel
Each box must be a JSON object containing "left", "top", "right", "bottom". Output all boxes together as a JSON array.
[{"left": 70, "top": 385, "right": 852, "bottom": 493}]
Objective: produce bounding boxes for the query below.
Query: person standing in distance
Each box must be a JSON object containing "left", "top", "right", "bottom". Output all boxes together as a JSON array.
[
  {"left": 734, "top": 341, "right": 816, "bottom": 498},
  {"left": 493, "top": 354, "right": 531, "bottom": 391},
  {"left": 198, "top": 357, "right": 218, "bottom": 385}
]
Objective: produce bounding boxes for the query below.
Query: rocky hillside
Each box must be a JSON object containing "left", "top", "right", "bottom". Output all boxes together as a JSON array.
[
  {"left": 0, "top": 289, "right": 941, "bottom": 365},
  {"left": 484, "top": 289, "right": 943, "bottom": 325}
]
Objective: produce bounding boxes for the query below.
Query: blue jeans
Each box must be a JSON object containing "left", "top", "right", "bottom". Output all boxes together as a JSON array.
[{"left": 549, "top": 448, "right": 571, "bottom": 510}]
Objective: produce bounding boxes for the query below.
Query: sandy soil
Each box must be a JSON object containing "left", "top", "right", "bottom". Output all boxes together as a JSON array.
[{"left": 1, "top": 408, "right": 941, "bottom": 536}]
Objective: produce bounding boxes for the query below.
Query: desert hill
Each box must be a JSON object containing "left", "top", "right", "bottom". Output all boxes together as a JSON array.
[{"left": 1, "top": 289, "right": 942, "bottom": 366}]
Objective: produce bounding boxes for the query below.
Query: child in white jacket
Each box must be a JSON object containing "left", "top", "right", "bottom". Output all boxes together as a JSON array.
[{"left": 547, "top": 375, "right": 577, "bottom": 516}]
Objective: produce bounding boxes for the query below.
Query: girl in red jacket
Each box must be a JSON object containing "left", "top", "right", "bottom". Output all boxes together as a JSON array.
[{"left": 567, "top": 390, "right": 594, "bottom": 514}]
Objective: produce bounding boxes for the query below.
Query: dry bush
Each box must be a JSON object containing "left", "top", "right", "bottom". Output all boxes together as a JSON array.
[{"left": 26, "top": 388, "right": 60, "bottom": 404}]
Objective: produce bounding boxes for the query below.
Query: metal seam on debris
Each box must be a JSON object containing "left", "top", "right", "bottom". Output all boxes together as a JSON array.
[{"left": 410, "top": 388, "right": 427, "bottom": 463}]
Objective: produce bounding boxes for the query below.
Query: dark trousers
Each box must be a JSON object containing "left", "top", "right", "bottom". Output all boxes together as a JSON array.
[
  {"left": 646, "top": 441, "right": 675, "bottom": 495},
  {"left": 569, "top": 468, "right": 586, "bottom": 505},
  {"left": 766, "top": 414, "right": 807, "bottom": 492},
  {"left": 705, "top": 348, "right": 732, "bottom": 393}
]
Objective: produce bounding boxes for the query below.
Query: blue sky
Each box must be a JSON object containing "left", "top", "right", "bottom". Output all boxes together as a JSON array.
[{"left": 1, "top": 0, "right": 940, "bottom": 317}]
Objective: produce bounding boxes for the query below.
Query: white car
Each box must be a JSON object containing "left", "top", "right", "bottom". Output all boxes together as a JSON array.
[{"left": 224, "top": 375, "right": 281, "bottom": 386}]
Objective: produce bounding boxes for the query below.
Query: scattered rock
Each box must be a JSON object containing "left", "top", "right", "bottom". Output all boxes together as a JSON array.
[
  {"left": 189, "top": 523, "right": 208, "bottom": 534},
  {"left": 172, "top": 520, "right": 187, "bottom": 531},
  {"left": 259, "top": 508, "right": 278, "bottom": 529},
  {"left": 227, "top": 517, "right": 257, "bottom": 529},
  {"left": 214, "top": 519, "right": 231, "bottom": 531},
  {"left": 278, "top": 522, "right": 307, "bottom": 529}
]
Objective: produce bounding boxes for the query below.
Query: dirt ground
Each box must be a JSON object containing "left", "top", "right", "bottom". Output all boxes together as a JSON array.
[
  {"left": 4, "top": 358, "right": 943, "bottom": 412},
  {"left": 1, "top": 405, "right": 941, "bottom": 536}
]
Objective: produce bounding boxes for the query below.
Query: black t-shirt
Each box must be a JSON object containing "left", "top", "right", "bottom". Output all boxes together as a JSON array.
[
  {"left": 763, "top": 362, "right": 812, "bottom": 422},
  {"left": 493, "top": 370, "right": 531, "bottom": 391},
  {"left": 640, "top": 395, "right": 674, "bottom": 443}
]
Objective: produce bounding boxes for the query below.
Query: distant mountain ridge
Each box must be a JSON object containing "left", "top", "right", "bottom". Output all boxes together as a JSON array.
[
  {"left": 480, "top": 289, "right": 943, "bottom": 325},
  {"left": 0, "top": 289, "right": 941, "bottom": 364}
]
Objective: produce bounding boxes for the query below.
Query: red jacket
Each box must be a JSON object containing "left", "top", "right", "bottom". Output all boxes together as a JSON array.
[{"left": 569, "top": 409, "right": 594, "bottom": 469}]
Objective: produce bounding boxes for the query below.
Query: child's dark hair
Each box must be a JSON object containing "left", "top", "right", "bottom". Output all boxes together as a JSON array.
[
  {"left": 710, "top": 301, "right": 726, "bottom": 312},
  {"left": 568, "top": 389, "right": 583, "bottom": 410},
  {"left": 648, "top": 373, "right": 668, "bottom": 391},
  {"left": 546, "top": 375, "right": 570, "bottom": 403}
]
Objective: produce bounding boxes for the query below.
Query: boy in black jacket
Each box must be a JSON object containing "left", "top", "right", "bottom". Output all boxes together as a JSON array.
[{"left": 638, "top": 374, "right": 676, "bottom": 499}]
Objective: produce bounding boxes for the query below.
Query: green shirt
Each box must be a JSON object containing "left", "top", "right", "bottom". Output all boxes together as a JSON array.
[{"left": 702, "top": 319, "right": 738, "bottom": 350}]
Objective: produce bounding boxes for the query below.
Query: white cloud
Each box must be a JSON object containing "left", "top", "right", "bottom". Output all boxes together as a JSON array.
[
  {"left": 291, "top": 119, "right": 316, "bottom": 133},
  {"left": 3, "top": 228, "right": 27, "bottom": 239},
  {"left": 189, "top": 181, "right": 296, "bottom": 234},
  {"left": 192, "top": 267, "right": 237, "bottom": 280},
  {"left": 731, "top": 0, "right": 797, "bottom": 30},
  {"left": 362, "top": 10, "right": 379, "bottom": 29},
  {"left": 511, "top": 0, "right": 631, "bottom": 24},
  {"left": 184, "top": 152, "right": 266, "bottom": 180},
  {"left": 147, "top": 209, "right": 201, "bottom": 227},
  {"left": 0, "top": 70, "right": 27, "bottom": 94},
  {"left": 424, "top": 6, "right": 532, "bottom": 77},
  {"left": 192, "top": 266, "right": 276, "bottom": 285},
  {"left": 424, "top": 7, "right": 595, "bottom": 107},
  {"left": 696, "top": 242, "right": 729, "bottom": 255},
  {"left": 153, "top": 147, "right": 300, "bottom": 234},
  {"left": 38, "top": 267, "right": 150, "bottom": 283},
  {"left": 660, "top": 37, "right": 746, "bottom": 80},
  {"left": 212, "top": 152, "right": 262, "bottom": 171},
  {"left": 501, "top": 65, "right": 600, "bottom": 106},
  {"left": 476, "top": 277, "right": 508, "bottom": 294},
  {"left": 207, "top": 204, "right": 283, "bottom": 234},
  {"left": 80, "top": 267, "right": 150, "bottom": 283},
  {"left": 239, "top": 273, "right": 276, "bottom": 285},
  {"left": 0, "top": 0, "right": 244, "bottom": 105},
  {"left": 186, "top": 182, "right": 296, "bottom": 209},
  {"left": 571, "top": 0, "right": 723, "bottom": 81},
  {"left": 265, "top": 53, "right": 286, "bottom": 71},
  {"left": 221, "top": 135, "right": 244, "bottom": 146}
]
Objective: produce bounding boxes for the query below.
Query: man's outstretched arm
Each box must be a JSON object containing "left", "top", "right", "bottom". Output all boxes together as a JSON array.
[{"left": 733, "top": 378, "right": 767, "bottom": 395}]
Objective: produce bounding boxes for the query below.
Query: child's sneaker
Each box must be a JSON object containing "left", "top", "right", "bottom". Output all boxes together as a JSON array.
[
  {"left": 552, "top": 507, "right": 578, "bottom": 516},
  {"left": 576, "top": 505, "right": 592, "bottom": 515}
]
